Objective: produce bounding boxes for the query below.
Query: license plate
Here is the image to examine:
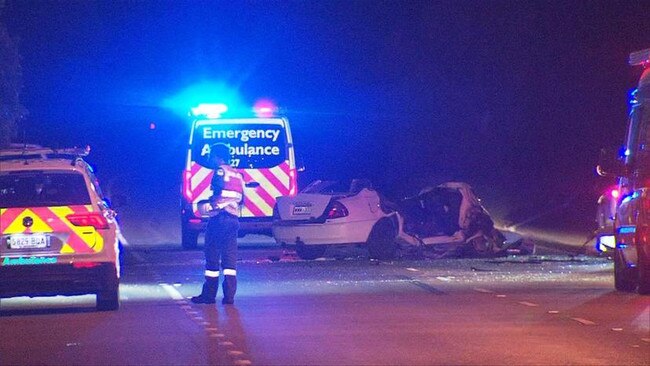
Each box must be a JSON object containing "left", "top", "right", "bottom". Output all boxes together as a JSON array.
[
  {"left": 8, "top": 234, "right": 49, "bottom": 249},
  {"left": 292, "top": 206, "right": 312, "bottom": 215}
]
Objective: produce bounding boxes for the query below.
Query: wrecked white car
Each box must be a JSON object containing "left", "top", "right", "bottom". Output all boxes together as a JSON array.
[{"left": 272, "top": 180, "right": 522, "bottom": 260}]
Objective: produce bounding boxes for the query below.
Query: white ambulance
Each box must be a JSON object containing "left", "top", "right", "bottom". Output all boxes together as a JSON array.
[{"left": 180, "top": 103, "right": 299, "bottom": 248}]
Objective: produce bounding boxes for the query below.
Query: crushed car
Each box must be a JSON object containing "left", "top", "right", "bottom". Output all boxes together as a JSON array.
[{"left": 272, "top": 180, "right": 523, "bottom": 260}]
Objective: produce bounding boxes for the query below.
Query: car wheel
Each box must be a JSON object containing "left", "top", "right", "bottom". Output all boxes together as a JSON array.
[
  {"left": 637, "top": 244, "right": 650, "bottom": 295},
  {"left": 614, "top": 250, "right": 637, "bottom": 292},
  {"left": 367, "top": 219, "right": 397, "bottom": 260},
  {"left": 296, "top": 245, "right": 327, "bottom": 260},
  {"left": 182, "top": 225, "right": 199, "bottom": 250},
  {"left": 97, "top": 267, "right": 120, "bottom": 311}
]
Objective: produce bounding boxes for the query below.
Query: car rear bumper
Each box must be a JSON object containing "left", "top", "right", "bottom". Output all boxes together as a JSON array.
[
  {"left": 184, "top": 216, "right": 273, "bottom": 235},
  {"left": 0, "top": 262, "right": 117, "bottom": 298},
  {"left": 272, "top": 219, "right": 376, "bottom": 246}
]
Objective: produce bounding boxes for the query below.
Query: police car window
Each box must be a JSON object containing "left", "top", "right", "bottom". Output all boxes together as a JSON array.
[
  {"left": 0, "top": 172, "right": 91, "bottom": 208},
  {"left": 191, "top": 123, "right": 287, "bottom": 169}
]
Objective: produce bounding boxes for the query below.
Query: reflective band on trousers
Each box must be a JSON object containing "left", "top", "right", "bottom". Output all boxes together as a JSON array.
[
  {"left": 223, "top": 268, "right": 237, "bottom": 276},
  {"left": 205, "top": 270, "right": 220, "bottom": 278}
]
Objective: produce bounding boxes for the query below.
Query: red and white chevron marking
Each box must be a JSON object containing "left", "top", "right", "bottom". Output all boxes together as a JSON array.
[{"left": 188, "top": 161, "right": 293, "bottom": 218}]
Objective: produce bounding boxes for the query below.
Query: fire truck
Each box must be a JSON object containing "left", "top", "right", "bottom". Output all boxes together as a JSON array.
[
  {"left": 600, "top": 48, "right": 650, "bottom": 294},
  {"left": 180, "top": 102, "right": 299, "bottom": 248}
]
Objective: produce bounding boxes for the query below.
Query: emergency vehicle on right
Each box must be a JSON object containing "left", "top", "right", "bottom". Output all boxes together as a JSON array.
[{"left": 599, "top": 48, "right": 650, "bottom": 294}]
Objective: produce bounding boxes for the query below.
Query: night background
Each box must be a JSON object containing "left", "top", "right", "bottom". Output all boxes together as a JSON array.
[{"left": 2, "top": 0, "right": 649, "bottom": 245}]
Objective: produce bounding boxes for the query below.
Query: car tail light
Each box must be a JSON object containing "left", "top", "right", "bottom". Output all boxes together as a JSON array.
[
  {"left": 289, "top": 169, "right": 297, "bottom": 196},
  {"left": 182, "top": 170, "right": 193, "bottom": 201},
  {"left": 73, "top": 262, "right": 101, "bottom": 269},
  {"left": 326, "top": 201, "right": 348, "bottom": 219},
  {"left": 66, "top": 212, "right": 109, "bottom": 230}
]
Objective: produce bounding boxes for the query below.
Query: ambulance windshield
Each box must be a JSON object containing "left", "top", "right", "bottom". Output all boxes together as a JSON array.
[
  {"left": 191, "top": 122, "right": 287, "bottom": 169},
  {"left": 0, "top": 172, "right": 91, "bottom": 208}
]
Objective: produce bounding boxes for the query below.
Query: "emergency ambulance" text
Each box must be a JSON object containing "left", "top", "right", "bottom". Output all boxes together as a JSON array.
[{"left": 203, "top": 128, "right": 281, "bottom": 143}]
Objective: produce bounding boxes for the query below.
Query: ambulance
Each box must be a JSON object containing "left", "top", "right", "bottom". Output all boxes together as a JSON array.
[
  {"left": 180, "top": 103, "right": 299, "bottom": 248},
  {"left": 599, "top": 48, "right": 650, "bottom": 294}
]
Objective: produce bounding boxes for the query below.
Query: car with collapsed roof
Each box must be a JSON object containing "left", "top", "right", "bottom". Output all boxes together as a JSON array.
[{"left": 272, "top": 180, "right": 522, "bottom": 260}]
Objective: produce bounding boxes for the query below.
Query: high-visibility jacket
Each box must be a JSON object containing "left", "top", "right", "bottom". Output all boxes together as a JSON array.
[{"left": 211, "top": 164, "right": 244, "bottom": 216}]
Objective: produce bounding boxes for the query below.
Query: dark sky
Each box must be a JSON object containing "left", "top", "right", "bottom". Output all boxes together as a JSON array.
[{"left": 3, "top": 0, "right": 650, "bottom": 229}]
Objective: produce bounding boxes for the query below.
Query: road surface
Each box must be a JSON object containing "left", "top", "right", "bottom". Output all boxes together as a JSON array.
[{"left": 1, "top": 241, "right": 648, "bottom": 365}]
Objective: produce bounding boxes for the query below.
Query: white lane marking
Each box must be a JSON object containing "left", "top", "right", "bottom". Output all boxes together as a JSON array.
[
  {"left": 518, "top": 301, "right": 539, "bottom": 307},
  {"left": 160, "top": 283, "right": 184, "bottom": 300},
  {"left": 205, "top": 327, "right": 219, "bottom": 331},
  {"left": 234, "top": 360, "right": 252, "bottom": 366},
  {"left": 611, "top": 328, "right": 623, "bottom": 332},
  {"left": 209, "top": 333, "right": 226, "bottom": 338},
  {"left": 228, "top": 350, "right": 245, "bottom": 356},
  {"left": 631, "top": 345, "right": 640, "bottom": 348},
  {"left": 219, "top": 341, "right": 235, "bottom": 347},
  {"left": 495, "top": 294, "right": 507, "bottom": 298},
  {"left": 436, "top": 276, "right": 453, "bottom": 281},
  {"left": 406, "top": 268, "right": 419, "bottom": 272},
  {"left": 548, "top": 310, "right": 560, "bottom": 314},
  {"left": 641, "top": 338, "right": 650, "bottom": 343},
  {"left": 571, "top": 317, "right": 596, "bottom": 326},
  {"left": 474, "top": 288, "right": 494, "bottom": 294}
]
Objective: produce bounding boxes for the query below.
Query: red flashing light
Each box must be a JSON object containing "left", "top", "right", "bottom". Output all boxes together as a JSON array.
[
  {"left": 66, "top": 212, "right": 109, "bottom": 230},
  {"left": 253, "top": 99, "right": 278, "bottom": 118}
]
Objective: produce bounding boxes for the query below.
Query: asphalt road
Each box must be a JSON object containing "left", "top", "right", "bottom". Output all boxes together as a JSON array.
[{"left": 1, "top": 242, "right": 648, "bottom": 365}]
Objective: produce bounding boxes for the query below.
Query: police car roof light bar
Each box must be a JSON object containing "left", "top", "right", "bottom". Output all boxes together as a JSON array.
[
  {"left": 629, "top": 48, "right": 650, "bottom": 67},
  {"left": 0, "top": 146, "right": 90, "bottom": 159}
]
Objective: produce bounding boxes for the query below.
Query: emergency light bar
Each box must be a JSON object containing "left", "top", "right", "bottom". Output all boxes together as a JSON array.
[
  {"left": 0, "top": 145, "right": 90, "bottom": 158},
  {"left": 191, "top": 103, "right": 228, "bottom": 118},
  {"left": 629, "top": 48, "right": 650, "bottom": 67}
]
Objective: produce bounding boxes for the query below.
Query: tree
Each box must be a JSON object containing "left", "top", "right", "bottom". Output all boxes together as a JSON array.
[{"left": 0, "top": 3, "right": 26, "bottom": 148}]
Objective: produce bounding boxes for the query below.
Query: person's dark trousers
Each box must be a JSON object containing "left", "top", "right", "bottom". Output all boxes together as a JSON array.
[{"left": 204, "top": 212, "right": 239, "bottom": 304}]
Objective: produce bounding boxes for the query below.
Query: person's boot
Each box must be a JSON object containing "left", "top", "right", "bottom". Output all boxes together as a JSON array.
[
  {"left": 222, "top": 275, "right": 237, "bottom": 304},
  {"left": 191, "top": 277, "right": 218, "bottom": 304}
]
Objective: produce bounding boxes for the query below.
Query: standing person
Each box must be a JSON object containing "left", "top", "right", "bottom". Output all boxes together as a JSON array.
[{"left": 191, "top": 143, "right": 244, "bottom": 305}]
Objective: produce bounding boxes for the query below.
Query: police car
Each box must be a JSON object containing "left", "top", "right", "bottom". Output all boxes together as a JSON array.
[{"left": 0, "top": 145, "right": 122, "bottom": 310}]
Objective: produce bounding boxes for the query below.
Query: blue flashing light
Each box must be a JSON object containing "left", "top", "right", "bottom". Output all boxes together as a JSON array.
[
  {"left": 161, "top": 81, "right": 246, "bottom": 117},
  {"left": 191, "top": 103, "right": 228, "bottom": 118},
  {"left": 617, "top": 226, "right": 636, "bottom": 235},
  {"left": 629, "top": 89, "right": 639, "bottom": 106}
]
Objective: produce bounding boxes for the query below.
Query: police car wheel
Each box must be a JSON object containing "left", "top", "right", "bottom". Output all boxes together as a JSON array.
[
  {"left": 97, "top": 269, "right": 120, "bottom": 311},
  {"left": 614, "top": 250, "right": 637, "bottom": 292},
  {"left": 182, "top": 227, "right": 199, "bottom": 249},
  {"left": 367, "top": 219, "right": 397, "bottom": 260},
  {"left": 296, "top": 245, "right": 327, "bottom": 260}
]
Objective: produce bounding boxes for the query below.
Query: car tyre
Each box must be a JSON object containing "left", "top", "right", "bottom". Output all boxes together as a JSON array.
[
  {"left": 182, "top": 225, "right": 199, "bottom": 250},
  {"left": 614, "top": 250, "right": 637, "bottom": 292},
  {"left": 296, "top": 245, "right": 327, "bottom": 260},
  {"left": 367, "top": 219, "right": 397, "bottom": 260},
  {"left": 97, "top": 267, "right": 120, "bottom": 311}
]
